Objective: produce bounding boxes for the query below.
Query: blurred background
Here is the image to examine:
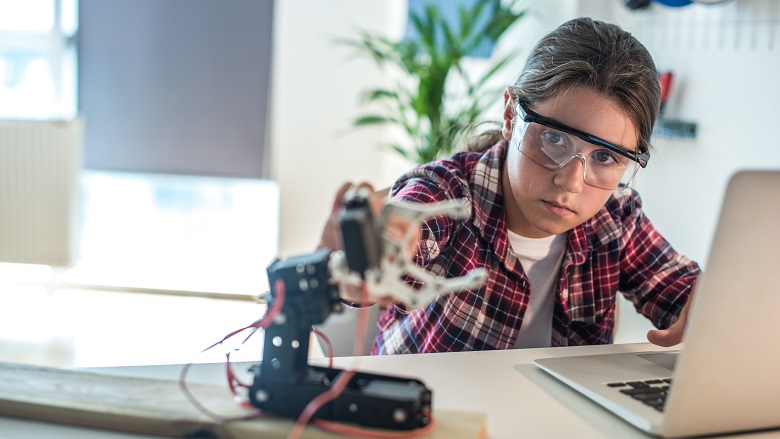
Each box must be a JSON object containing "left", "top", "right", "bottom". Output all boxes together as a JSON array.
[{"left": 0, "top": 0, "right": 778, "bottom": 367}]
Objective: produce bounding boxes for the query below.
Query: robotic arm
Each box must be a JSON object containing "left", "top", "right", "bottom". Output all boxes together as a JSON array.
[{"left": 248, "top": 190, "right": 487, "bottom": 430}]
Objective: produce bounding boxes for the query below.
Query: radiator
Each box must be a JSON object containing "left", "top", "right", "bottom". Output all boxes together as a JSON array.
[{"left": 0, "top": 118, "right": 83, "bottom": 266}]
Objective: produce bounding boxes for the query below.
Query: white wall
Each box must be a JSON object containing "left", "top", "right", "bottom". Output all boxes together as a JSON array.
[{"left": 269, "top": 0, "right": 406, "bottom": 257}]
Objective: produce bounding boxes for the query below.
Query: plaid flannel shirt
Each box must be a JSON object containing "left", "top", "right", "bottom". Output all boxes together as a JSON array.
[{"left": 371, "top": 140, "right": 701, "bottom": 355}]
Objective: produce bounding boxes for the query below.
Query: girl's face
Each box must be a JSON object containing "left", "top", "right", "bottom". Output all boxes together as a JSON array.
[{"left": 501, "top": 86, "right": 639, "bottom": 238}]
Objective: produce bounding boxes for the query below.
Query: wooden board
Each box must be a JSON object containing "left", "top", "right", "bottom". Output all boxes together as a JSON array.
[{"left": 0, "top": 362, "right": 486, "bottom": 438}]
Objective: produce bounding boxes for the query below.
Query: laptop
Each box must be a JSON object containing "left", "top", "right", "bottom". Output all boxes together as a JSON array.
[{"left": 533, "top": 170, "right": 780, "bottom": 438}]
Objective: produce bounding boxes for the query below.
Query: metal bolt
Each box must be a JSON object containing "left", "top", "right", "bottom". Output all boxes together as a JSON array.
[
  {"left": 272, "top": 336, "right": 282, "bottom": 347},
  {"left": 274, "top": 313, "right": 286, "bottom": 325},
  {"left": 271, "top": 358, "right": 281, "bottom": 369},
  {"left": 393, "top": 409, "right": 407, "bottom": 423},
  {"left": 254, "top": 390, "right": 269, "bottom": 403},
  {"left": 349, "top": 403, "right": 358, "bottom": 413}
]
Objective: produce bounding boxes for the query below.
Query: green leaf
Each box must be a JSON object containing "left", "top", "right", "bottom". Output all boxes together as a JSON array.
[
  {"left": 353, "top": 115, "right": 396, "bottom": 126},
  {"left": 359, "top": 89, "right": 400, "bottom": 104}
]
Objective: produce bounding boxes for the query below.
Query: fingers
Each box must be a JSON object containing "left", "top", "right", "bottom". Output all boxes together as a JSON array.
[
  {"left": 331, "top": 182, "right": 355, "bottom": 213},
  {"left": 367, "top": 186, "right": 387, "bottom": 214},
  {"left": 646, "top": 327, "right": 681, "bottom": 347},
  {"left": 319, "top": 181, "right": 381, "bottom": 251},
  {"left": 646, "top": 316, "right": 685, "bottom": 347},
  {"left": 347, "top": 182, "right": 386, "bottom": 215},
  {"left": 647, "top": 292, "right": 692, "bottom": 347},
  {"left": 332, "top": 181, "right": 381, "bottom": 214},
  {"left": 318, "top": 182, "right": 356, "bottom": 250},
  {"left": 321, "top": 181, "right": 406, "bottom": 308}
]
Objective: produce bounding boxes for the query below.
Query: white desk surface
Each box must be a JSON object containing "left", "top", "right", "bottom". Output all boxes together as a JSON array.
[{"left": 2, "top": 342, "right": 779, "bottom": 439}]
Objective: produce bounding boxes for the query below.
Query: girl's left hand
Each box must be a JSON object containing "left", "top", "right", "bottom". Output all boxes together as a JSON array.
[{"left": 647, "top": 293, "right": 692, "bottom": 347}]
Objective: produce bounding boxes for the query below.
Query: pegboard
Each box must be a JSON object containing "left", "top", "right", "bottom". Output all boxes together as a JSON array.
[{"left": 615, "top": 0, "right": 779, "bottom": 51}]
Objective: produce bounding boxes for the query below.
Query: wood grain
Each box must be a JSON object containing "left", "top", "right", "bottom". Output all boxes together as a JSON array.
[{"left": 0, "top": 362, "right": 486, "bottom": 438}]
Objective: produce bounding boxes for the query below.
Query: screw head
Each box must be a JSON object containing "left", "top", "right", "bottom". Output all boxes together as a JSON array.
[
  {"left": 393, "top": 408, "right": 407, "bottom": 423},
  {"left": 254, "top": 390, "right": 269, "bottom": 403}
]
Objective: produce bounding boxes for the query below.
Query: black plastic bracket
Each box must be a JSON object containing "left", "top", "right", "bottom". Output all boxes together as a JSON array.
[{"left": 248, "top": 240, "right": 432, "bottom": 430}]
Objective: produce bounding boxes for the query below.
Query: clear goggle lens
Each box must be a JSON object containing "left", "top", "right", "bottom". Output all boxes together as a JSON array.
[{"left": 515, "top": 121, "right": 638, "bottom": 190}]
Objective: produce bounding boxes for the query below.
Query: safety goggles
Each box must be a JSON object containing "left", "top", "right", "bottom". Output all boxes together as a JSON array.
[{"left": 514, "top": 101, "right": 649, "bottom": 190}]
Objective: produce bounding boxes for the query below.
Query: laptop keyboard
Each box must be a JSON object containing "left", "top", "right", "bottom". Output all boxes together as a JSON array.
[{"left": 605, "top": 378, "right": 672, "bottom": 412}]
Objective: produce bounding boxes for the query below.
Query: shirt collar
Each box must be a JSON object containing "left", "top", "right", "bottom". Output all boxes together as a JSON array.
[
  {"left": 470, "top": 140, "right": 593, "bottom": 267},
  {"left": 470, "top": 140, "right": 517, "bottom": 268}
]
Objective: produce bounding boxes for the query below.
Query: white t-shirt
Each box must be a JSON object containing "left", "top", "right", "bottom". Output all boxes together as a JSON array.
[{"left": 507, "top": 230, "right": 567, "bottom": 348}]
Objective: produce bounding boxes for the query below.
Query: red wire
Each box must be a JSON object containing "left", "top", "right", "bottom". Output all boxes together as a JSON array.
[
  {"left": 311, "top": 326, "right": 335, "bottom": 368},
  {"left": 178, "top": 361, "right": 261, "bottom": 422},
  {"left": 312, "top": 412, "right": 436, "bottom": 438},
  {"left": 288, "top": 283, "right": 434, "bottom": 439},
  {"left": 225, "top": 351, "right": 254, "bottom": 408},
  {"left": 180, "top": 275, "right": 436, "bottom": 438},
  {"left": 287, "top": 283, "right": 369, "bottom": 438},
  {"left": 288, "top": 368, "right": 358, "bottom": 438},
  {"left": 178, "top": 278, "right": 286, "bottom": 421}
]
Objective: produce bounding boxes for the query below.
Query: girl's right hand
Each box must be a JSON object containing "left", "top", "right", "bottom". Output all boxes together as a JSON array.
[
  {"left": 317, "top": 182, "right": 419, "bottom": 307},
  {"left": 318, "top": 182, "right": 385, "bottom": 305},
  {"left": 318, "top": 181, "right": 385, "bottom": 253}
]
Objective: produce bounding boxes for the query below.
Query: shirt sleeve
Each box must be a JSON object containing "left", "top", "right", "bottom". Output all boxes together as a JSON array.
[
  {"left": 616, "top": 193, "right": 702, "bottom": 330},
  {"left": 389, "top": 162, "right": 472, "bottom": 271}
]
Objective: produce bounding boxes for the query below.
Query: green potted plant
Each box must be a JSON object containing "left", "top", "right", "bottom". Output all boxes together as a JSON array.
[{"left": 342, "top": 0, "right": 527, "bottom": 165}]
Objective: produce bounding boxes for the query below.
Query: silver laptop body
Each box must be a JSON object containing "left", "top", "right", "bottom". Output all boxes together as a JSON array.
[{"left": 533, "top": 170, "right": 780, "bottom": 438}]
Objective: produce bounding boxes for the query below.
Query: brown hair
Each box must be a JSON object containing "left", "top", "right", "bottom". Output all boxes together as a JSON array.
[{"left": 469, "top": 17, "right": 660, "bottom": 154}]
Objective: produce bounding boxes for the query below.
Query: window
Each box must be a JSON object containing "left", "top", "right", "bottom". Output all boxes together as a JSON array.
[
  {"left": 0, "top": 0, "right": 78, "bottom": 119},
  {"left": 0, "top": 1, "right": 280, "bottom": 297}
]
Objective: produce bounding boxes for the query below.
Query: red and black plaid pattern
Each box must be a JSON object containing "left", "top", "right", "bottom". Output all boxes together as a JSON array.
[{"left": 371, "top": 141, "right": 700, "bottom": 355}]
